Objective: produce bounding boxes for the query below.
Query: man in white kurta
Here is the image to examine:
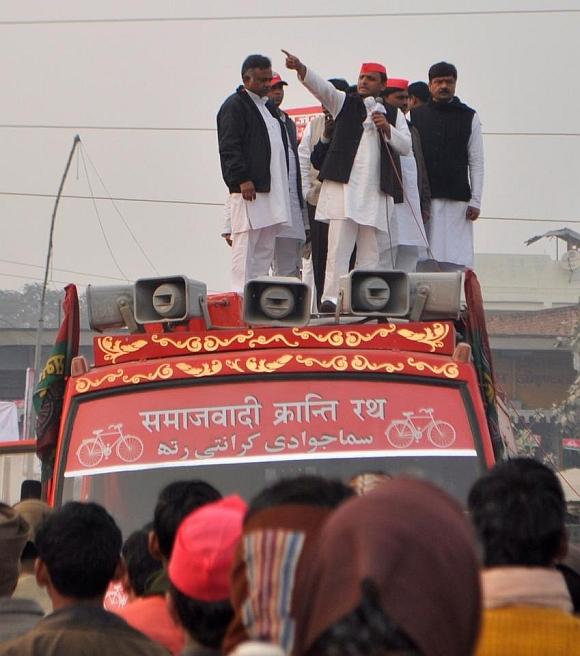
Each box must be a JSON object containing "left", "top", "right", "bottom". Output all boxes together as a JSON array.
[
  {"left": 380, "top": 79, "right": 429, "bottom": 271},
  {"left": 268, "top": 73, "right": 307, "bottom": 278},
  {"left": 410, "top": 61, "right": 484, "bottom": 269},
  {"left": 217, "top": 55, "right": 291, "bottom": 293},
  {"left": 284, "top": 52, "right": 411, "bottom": 308}
]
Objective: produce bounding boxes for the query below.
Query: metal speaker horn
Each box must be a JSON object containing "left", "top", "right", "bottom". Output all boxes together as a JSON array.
[
  {"left": 134, "top": 275, "right": 207, "bottom": 324},
  {"left": 86, "top": 284, "right": 136, "bottom": 332},
  {"left": 407, "top": 272, "right": 462, "bottom": 321},
  {"left": 340, "top": 270, "right": 410, "bottom": 316},
  {"left": 243, "top": 277, "right": 311, "bottom": 326}
]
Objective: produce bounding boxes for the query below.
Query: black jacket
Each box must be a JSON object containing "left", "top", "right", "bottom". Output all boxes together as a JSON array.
[
  {"left": 410, "top": 97, "right": 475, "bottom": 202},
  {"left": 315, "top": 95, "right": 403, "bottom": 203},
  {"left": 217, "top": 87, "right": 288, "bottom": 193}
]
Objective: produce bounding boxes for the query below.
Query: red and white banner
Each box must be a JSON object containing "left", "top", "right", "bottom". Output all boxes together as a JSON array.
[
  {"left": 65, "top": 379, "right": 477, "bottom": 477},
  {"left": 563, "top": 438, "right": 580, "bottom": 451}
]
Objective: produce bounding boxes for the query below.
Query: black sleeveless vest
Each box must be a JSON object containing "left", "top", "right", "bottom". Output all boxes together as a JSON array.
[
  {"left": 318, "top": 94, "right": 403, "bottom": 203},
  {"left": 410, "top": 97, "right": 475, "bottom": 202}
]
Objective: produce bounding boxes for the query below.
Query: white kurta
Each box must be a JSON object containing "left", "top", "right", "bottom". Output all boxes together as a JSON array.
[
  {"left": 392, "top": 149, "right": 428, "bottom": 253},
  {"left": 301, "top": 69, "right": 411, "bottom": 231},
  {"left": 229, "top": 90, "right": 291, "bottom": 234},
  {"left": 276, "top": 115, "right": 306, "bottom": 241},
  {"left": 427, "top": 112, "right": 484, "bottom": 268}
]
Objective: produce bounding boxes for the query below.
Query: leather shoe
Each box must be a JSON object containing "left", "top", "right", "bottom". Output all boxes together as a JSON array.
[{"left": 319, "top": 300, "right": 337, "bottom": 313}]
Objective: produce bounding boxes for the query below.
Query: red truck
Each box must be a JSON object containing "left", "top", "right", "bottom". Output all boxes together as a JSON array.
[{"left": 8, "top": 269, "right": 505, "bottom": 536}]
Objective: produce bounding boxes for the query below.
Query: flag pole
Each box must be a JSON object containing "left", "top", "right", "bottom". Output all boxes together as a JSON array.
[{"left": 32, "top": 135, "right": 81, "bottom": 385}]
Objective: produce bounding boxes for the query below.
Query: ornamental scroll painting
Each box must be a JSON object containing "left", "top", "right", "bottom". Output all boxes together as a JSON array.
[{"left": 65, "top": 379, "right": 476, "bottom": 476}]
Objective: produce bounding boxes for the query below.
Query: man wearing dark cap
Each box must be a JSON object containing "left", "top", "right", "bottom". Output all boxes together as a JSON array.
[
  {"left": 411, "top": 62, "right": 484, "bottom": 269},
  {"left": 217, "top": 54, "right": 291, "bottom": 293},
  {"left": 284, "top": 50, "right": 411, "bottom": 312}
]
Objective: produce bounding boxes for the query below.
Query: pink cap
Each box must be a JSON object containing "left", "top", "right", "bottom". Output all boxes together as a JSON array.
[
  {"left": 271, "top": 72, "right": 288, "bottom": 87},
  {"left": 168, "top": 495, "right": 247, "bottom": 601},
  {"left": 360, "top": 62, "right": 387, "bottom": 76},
  {"left": 388, "top": 78, "right": 409, "bottom": 90}
]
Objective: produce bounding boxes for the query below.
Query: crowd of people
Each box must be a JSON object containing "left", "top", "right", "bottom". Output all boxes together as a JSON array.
[
  {"left": 217, "top": 52, "right": 484, "bottom": 309},
  {"left": 0, "top": 458, "right": 579, "bottom": 654}
]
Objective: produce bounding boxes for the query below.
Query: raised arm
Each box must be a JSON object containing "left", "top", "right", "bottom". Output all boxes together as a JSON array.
[{"left": 282, "top": 49, "right": 345, "bottom": 119}]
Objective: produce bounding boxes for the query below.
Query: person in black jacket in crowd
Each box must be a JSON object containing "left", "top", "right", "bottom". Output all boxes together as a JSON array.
[{"left": 217, "top": 55, "right": 291, "bottom": 293}]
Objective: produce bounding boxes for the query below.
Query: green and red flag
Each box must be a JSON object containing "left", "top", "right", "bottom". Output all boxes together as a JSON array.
[
  {"left": 33, "top": 284, "right": 80, "bottom": 465},
  {"left": 462, "top": 270, "right": 502, "bottom": 458}
]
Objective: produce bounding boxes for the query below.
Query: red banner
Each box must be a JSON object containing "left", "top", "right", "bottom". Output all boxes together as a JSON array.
[{"left": 65, "top": 379, "right": 476, "bottom": 477}]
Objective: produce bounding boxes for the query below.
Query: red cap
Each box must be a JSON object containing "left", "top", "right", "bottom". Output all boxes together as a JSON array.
[
  {"left": 271, "top": 72, "right": 288, "bottom": 87},
  {"left": 360, "top": 62, "right": 387, "bottom": 76},
  {"left": 168, "top": 495, "right": 247, "bottom": 602},
  {"left": 387, "top": 78, "right": 409, "bottom": 90}
]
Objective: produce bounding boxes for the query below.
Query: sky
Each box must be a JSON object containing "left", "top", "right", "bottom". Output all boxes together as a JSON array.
[{"left": 0, "top": 1, "right": 579, "bottom": 294}]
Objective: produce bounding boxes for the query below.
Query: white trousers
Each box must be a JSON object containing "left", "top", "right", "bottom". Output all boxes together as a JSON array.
[
  {"left": 322, "top": 219, "right": 379, "bottom": 304},
  {"left": 231, "top": 225, "right": 279, "bottom": 294},
  {"left": 395, "top": 245, "right": 419, "bottom": 272},
  {"left": 272, "top": 237, "right": 304, "bottom": 278}
]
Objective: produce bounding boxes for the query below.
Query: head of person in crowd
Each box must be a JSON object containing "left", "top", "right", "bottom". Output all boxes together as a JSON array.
[
  {"left": 357, "top": 62, "right": 387, "bottom": 99},
  {"left": 348, "top": 471, "right": 392, "bottom": 496},
  {"left": 12, "top": 498, "right": 51, "bottom": 565},
  {"left": 223, "top": 476, "right": 354, "bottom": 655},
  {"left": 34, "top": 501, "right": 122, "bottom": 608},
  {"left": 241, "top": 54, "right": 273, "bottom": 97},
  {"left": 20, "top": 480, "right": 41, "bottom": 501},
  {"left": 168, "top": 495, "right": 247, "bottom": 653},
  {"left": 121, "top": 524, "right": 162, "bottom": 601},
  {"left": 381, "top": 78, "right": 409, "bottom": 113},
  {"left": 267, "top": 72, "right": 288, "bottom": 108},
  {"left": 468, "top": 457, "right": 567, "bottom": 568},
  {"left": 428, "top": 61, "right": 458, "bottom": 103},
  {"left": 150, "top": 479, "right": 222, "bottom": 564},
  {"left": 0, "top": 503, "right": 30, "bottom": 598},
  {"left": 408, "top": 81, "right": 430, "bottom": 109},
  {"left": 297, "top": 478, "right": 482, "bottom": 656}
]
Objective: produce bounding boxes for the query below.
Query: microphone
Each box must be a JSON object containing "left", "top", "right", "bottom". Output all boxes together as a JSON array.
[{"left": 363, "top": 96, "right": 387, "bottom": 115}]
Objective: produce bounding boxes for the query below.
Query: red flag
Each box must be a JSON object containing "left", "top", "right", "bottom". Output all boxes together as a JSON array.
[{"left": 33, "top": 284, "right": 80, "bottom": 463}]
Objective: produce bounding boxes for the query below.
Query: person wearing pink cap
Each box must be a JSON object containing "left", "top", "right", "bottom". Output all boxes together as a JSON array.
[
  {"left": 380, "top": 78, "right": 431, "bottom": 272},
  {"left": 167, "top": 495, "right": 247, "bottom": 656},
  {"left": 283, "top": 50, "right": 411, "bottom": 312}
]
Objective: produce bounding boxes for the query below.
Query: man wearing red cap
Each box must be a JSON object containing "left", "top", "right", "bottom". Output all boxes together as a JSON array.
[
  {"left": 267, "top": 73, "right": 308, "bottom": 278},
  {"left": 167, "top": 495, "right": 247, "bottom": 656},
  {"left": 284, "top": 50, "right": 411, "bottom": 312},
  {"left": 380, "top": 78, "right": 431, "bottom": 272}
]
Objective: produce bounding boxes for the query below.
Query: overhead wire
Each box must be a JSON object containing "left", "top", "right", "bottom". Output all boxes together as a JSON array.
[
  {"left": 80, "top": 142, "right": 160, "bottom": 274},
  {"left": 0, "top": 8, "right": 577, "bottom": 26},
  {"left": 1, "top": 190, "right": 579, "bottom": 224},
  {"left": 78, "top": 146, "right": 130, "bottom": 281},
  {"left": 0, "top": 258, "right": 131, "bottom": 282},
  {"left": 0, "top": 124, "right": 578, "bottom": 138}
]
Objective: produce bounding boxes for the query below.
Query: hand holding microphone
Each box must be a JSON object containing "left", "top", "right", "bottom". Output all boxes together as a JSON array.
[{"left": 364, "top": 96, "right": 391, "bottom": 139}]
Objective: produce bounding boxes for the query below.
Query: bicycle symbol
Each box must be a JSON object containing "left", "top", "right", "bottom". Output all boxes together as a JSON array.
[
  {"left": 76, "top": 423, "right": 144, "bottom": 468},
  {"left": 385, "top": 408, "right": 456, "bottom": 449}
]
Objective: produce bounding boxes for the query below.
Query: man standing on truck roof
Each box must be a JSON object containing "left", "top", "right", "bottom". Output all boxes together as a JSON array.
[
  {"left": 283, "top": 50, "right": 411, "bottom": 313},
  {"left": 410, "top": 62, "right": 484, "bottom": 269},
  {"left": 217, "top": 54, "right": 291, "bottom": 293},
  {"left": 381, "top": 78, "right": 431, "bottom": 272},
  {"left": 267, "top": 72, "right": 309, "bottom": 278}
]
